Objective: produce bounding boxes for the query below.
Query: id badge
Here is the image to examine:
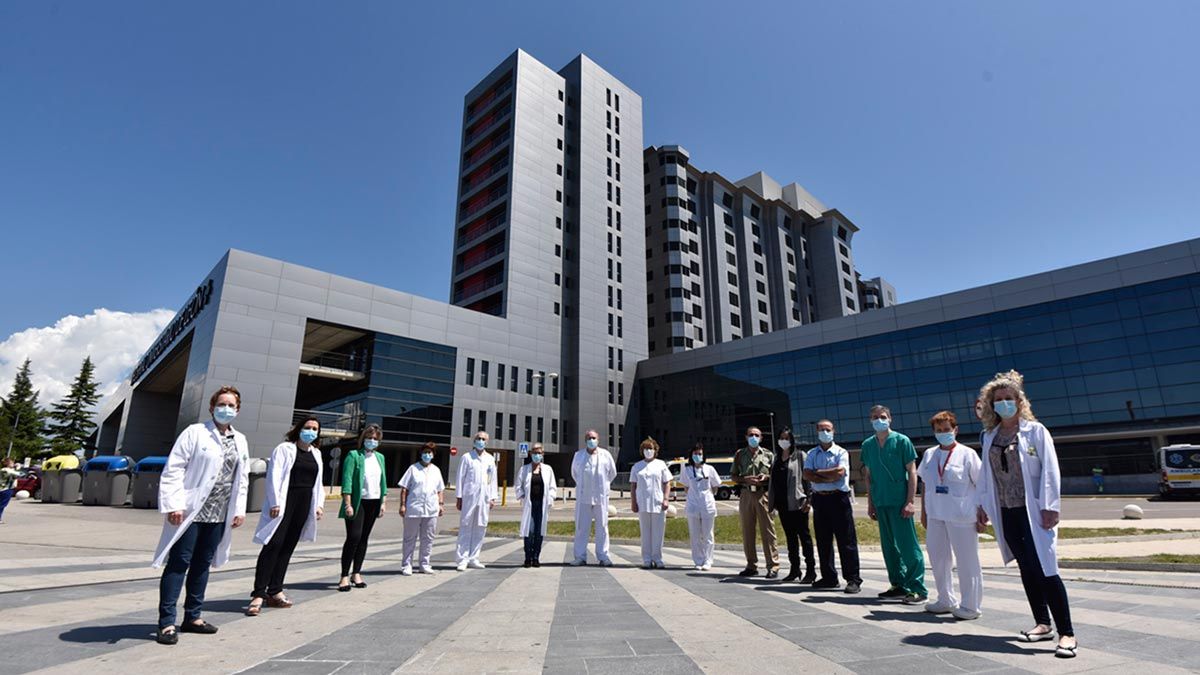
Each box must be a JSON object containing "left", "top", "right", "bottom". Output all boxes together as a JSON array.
[{"left": 935, "top": 485, "right": 949, "bottom": 494}]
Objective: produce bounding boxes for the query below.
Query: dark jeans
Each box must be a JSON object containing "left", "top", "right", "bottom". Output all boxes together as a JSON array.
[
  {"left": 1001, "top": 506, "right": 1074, "bottom": 636},
  {"left": 158, "top": 521, "right": 225, "bottom": 628},
  {"left": 253, "top": 487, "right": 312, "bottom": 598},
  {"left": 811, "top": 491, "right": 861, "bottom": 584},
  {"left": 524, "top": 501, "right": 545, "bottom": 561},
  {"left": 779, "top": 506, "right": 815, "bottom": 573},
  {"left": 0, "top": 488, "right": 11, "bottom": 520},
  {"left": 341, "top": 498, "right": 382, "bottom": 577}
]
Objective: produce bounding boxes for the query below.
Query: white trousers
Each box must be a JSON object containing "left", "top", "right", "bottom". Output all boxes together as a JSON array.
[
  {"left": 403, "top": 516, "right": 437, "bottom": 568},
  {"left": 456, "top": 517, "right": 488, "bottom": 563},
  {"left": 926, "top": 517, "right": 983, "bottom": 612},
  {"left": 638, "top": 511, "right": 666, "bottom": 565},
  {"left": 573, "top": 500, "right": 610, "bottom": 562},
  {"left": 687, "top": 512, "right": 716, "bottom": 567}
]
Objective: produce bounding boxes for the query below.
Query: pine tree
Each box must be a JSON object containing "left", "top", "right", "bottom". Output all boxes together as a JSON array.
[
  {"left": 47, "top": 356, "right": 102, "bottom": 456},
  {"left": 0, "top": 359, "right": 47, "bottom": 460}
]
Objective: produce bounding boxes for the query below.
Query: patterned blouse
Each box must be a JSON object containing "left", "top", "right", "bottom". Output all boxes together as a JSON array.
[
  {"left": 988, "top": 429, "right": 1026, "bottom": 509},
  {"left": 195, "top": 434, "right": 239, "bottom": 523}
]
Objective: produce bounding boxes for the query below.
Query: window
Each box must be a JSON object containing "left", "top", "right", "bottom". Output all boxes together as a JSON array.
[
  {"left": 727, "top": 252, "right": 737, "bottom": 265},
  {"left": 608, "top": 346, "right": 614, "bottom": 369},
  {"left": 728, "top": 272, "right": 738, "bottom": 285},
  {"left": 758, "top": 300, "right": 768, "bottom": 313},
  {"left": 608, "top": 313, "right": 614, "bottom": 335},
  {"left": 554, "top": 273, "right": 561, "bottom": 286},
  {"left": 495, "top": 412, "right": 503, "bottom": 440},
  {"left": 618, "top": 382, "right": 624, "bottom": 405},
  {"left": 648, "top": 340, "right": 656, "bottom": 352},
  {"left": 462, "top": 409, "right": 472, "bottom": 437},
  {"left": 556, "top": 190, "right": 562, "bottom": 203},
  {"left": 730, "top": 314, "right": 741, "bottom": 327},
  {"left": 538, "top": 371, "right": 546, "bottom": 396},
  {"left": 510, "top": 367, "right": 518, "bottom": 392},
  {"left": 754, "top": 261, "right": 764, "bottom": 274},
  {"left": 537, "top": 417, "right": 544, "bottom": 441},
  {"left": 843, "top": 279, "right": 853, "bottom": 291},
  {"left": 524, "top": 415, "right": 532, "bottom": 441},
  {"left": 617, "top": 316, "right": 623, "bottom": 338},
  {"left": 615, "top": 117, "right": 620, "bottom": 133},
  {"left": 558, "top": 90, "right": 564, "bottom": 101},
  {"left": 837, "top": 225, "right": 848, "bottom": 241},
  {"left": 607, "top": 157, "right": 612, "bottom": 177},
  {"left": 753, "top": 243, "right": 762, "bottom": 256},
  {"left": 614, "top": 93, "right": 620, "bottom": 111},
  {"left": 552, "top": 375, "right": 559, "bottom": 398},
  {"left": 526, "top": 368, "right": 533, "bottom": 394},
  {"left": 756, "top": 281, "right": 766, "bottom": 294},
  {"left": 509, "top": 413, "right": 516, "bottom": 440},
  {"left": 729, "top": 292, "right": 739, "bottom": 307},
  {"left": 608, "top": 381, "right": 615, "bottom": 404},
  {"left": 618, "top": 349, "right": 624, "bottom": 371},
  {"left": 750, "top": 204, "right": 760, "bottom": 218},
  {"left": 608, "top": 258, "right": 614, "bottom": 279},
  {"left": 609, "top": 424, "right": 615, "bottom": 448},
  {"left": 723, "top": 212, "right": 733, "bottom": 226},
  {"left": 554, "top": 302, "right": 560, "bottom": 315},
  {"left": 557, "top": 138, "right": 563, "bottom": 150},
  {"left": 722, "top": 193, "right": 733, "bottom": 208},
  {"left": 839, "top": 243, "right": 849, "bottom": 257},
  {"left": 557, "top": 114, "right": 563, "bottom": 126},
  {"left": 496, "top": 363, "right": 505, "bottom": 390},
  {"left": 465, "top": 357, "right": 475, "bottom": 385},
  {"left": 725, "top": 232, "right": 735, "bottom": 245},
  {"left": 551, "top": 419, "right": 559, "bottom": 444},
  {"left": 480, "top": 360, "right": 489, "bottom": 388},
  {"left": 617, "top": 262, "right": 622, "bottom": 282},
  {"left": 617, "top": 289, "right": 623, "bottom": 310},
  {"left": 606, "top": 88, "right": 611, "bottom": 104},
  {"left": 841, "top": 261, "right": 851, "bottom": 274},
  {"left": 846, "top": 297, "right": 856, "bottom": 310},
  {"left": 478, "top": 410, "right": 486, "bottom": 432},
  {"left": 760, "top": 321, "right": 769, "bottom": 333}
]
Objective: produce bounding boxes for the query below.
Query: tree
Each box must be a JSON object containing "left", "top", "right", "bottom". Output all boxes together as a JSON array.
[
  {"left": 0, "top": 359, "right": 47, "bottom": 459},
  {"left": 46, "top": 356, "right": 102, "bottom": 456}
]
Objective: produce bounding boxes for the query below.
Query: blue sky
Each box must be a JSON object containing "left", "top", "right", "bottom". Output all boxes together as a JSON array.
[{"left": 2, "top": 0, "right": 1198, "bottom": 346}]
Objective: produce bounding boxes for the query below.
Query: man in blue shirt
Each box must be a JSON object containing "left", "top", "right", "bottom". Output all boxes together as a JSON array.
[{"left": 802, "top": 420, "right": 861, "bottom": 593}]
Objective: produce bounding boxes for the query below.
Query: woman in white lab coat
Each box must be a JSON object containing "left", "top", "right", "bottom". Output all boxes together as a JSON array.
[
  {"left": 516, "top": 442, "right": 557, "bottom": 567},
  {"left": 246, "top": 417, "right": 324, "bottom": 616},
  {"left": 152, "top": 386, "right": 250, "bottom": 646},
  {"left": 630, "top": 437, "right": 673, "bottom": 568},
  {"left": 918, "top": 410, "right": 983, "bottom": 620},
  {"left": 975, "top": 371, "right": 1076, "bottom": 658},
  {"left": 681, "top": 443, "right": 721, "bottom": 570}
]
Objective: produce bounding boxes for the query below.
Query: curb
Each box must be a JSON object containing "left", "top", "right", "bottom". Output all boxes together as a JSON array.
[{"left": 1060, "top": 560, "right": 1200, "bottom": 574}]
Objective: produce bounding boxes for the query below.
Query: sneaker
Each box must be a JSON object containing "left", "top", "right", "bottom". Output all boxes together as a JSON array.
[
  {"left": 800, "top": 570, "right": 818, "bottom": 584},
  {"left": 400, "top": 565, "right": 413, "bottom": 576},
  {"left": 878, "top": 586, "right": 906, "bottom": 599},
  {"left": 701, "top": 564, "right": 712, "bottom": 571},
  {"left": 570, "top": 558, "right": 586, "bottom": 566},
  {"left": 419, "top": 565, "right": 434, "bottom": 574},
  {"left": 812, "top": 578, "right": 840, "bottom": 589},
  {"left": 952, "top": 607, "right": 982, "bottom": 620},
  {"left": 468, "top": 560, "right": 486, "bottom": 569},
  {"left": 844, "top": 581, "right": 861, "bottom": 594},
  {"left": 925, "top": 600, "right": 954, "bottom": 614},
  {"left": 901, "top": 593, "right": 928, "bottom": 605},
  {"left": 695, "top": 565, "right": 704, "bottom": 571},
  {"left": 456, "top": 561, "right": 468, "bottom": 572},
  {"left": 599, "top": 559, "right": 613, "bottom": 567},
  {"left": 156, "top": 627, "right": 178, "bottom": 646}
]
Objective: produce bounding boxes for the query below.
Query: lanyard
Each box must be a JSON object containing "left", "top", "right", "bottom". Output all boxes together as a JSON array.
[{"left": 936, "top": 445, "right": 955, "bottom": 484}]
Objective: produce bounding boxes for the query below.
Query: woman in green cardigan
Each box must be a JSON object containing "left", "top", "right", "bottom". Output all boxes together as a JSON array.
[{"left": 338, "top": 424, "right": 388, "bottom": 592}]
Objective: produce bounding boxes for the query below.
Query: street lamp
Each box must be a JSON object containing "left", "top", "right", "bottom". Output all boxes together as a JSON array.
[{"left": 768, "top": 411, "right": 776, "bottom": 449}]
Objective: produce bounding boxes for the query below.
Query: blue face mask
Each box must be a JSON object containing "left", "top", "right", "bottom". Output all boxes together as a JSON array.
[
  {"left": 474, "top": 439, "right": 486, "bottom": 450},
  {"left": 692, "top": 454, "right": 704, "bottom": 464},
  {"left": 299, "top": 429, "right": 319, "bottom": 444},
  {"left": 531, "top": 454, "right": 543, "bottom": 464},
  {"left": 747, "top": 435, "right": 760, "bottom": 448},
  {"left": 935, "top": 431, "right": 957, "bottom": 447},
  {"left": 994, "top": 400, "right": 1019, "bottom": 420},
  {"left": 817, "top": 430, "right": 834, "bottom": 444},
  {"left": 213, "top": 405, "right": 237, "bottom": 425},
  {"left": 585, "top": 438, "right": 598, "bottom": 450},
  {"left": 420, "top": 452, "right": 433, "bottom": 464},
  {"left": 871, "top": 418, "right": 891, "bottom": 433},
  {"left": 363, "top": 439, "right": 379, "bottom": 451}
]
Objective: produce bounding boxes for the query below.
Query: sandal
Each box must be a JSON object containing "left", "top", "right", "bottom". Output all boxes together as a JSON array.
[
  {"left": 1019, "top": 627, "right": 1055, "bottom": 643},
  {"left": 245, "top": 601, "right": 262, "bottom": 616},
  {"left": 265, "top": 594, "right": 293, "bottom": 609}
]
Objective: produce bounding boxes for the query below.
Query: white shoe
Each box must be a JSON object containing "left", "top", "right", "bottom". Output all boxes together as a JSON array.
[
  {"left": 456, "top": 561, "right": 468, "bottom": 572},
  {"left": 570, "top": 558, "right": 586, "bottom": 566},
  {"left": 695, "top": 565, "right": 704, "bottom": 571},
  {"left": 952, "top": 607, "right": 982, "bottom": 620},
  {"left": 419, "top": 566, "right": 434, "bottom": 575},
  {"left": 400, "top": 565, "right": 413, "bottom": 576},
  {"left": 925, "top": 600, "right": 955, "bottom": 614},
  {"left": 701, "top": 564, "right": 712, "bottom": 571},
  {"left": 467, "top": 560, "right": 486, "bottom": 569}
]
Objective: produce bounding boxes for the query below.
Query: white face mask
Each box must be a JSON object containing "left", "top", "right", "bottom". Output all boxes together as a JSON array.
[
  {"left": 778, "top": 440, "right": 791, "bottom": 450},
  {"left": 643, "top": 449, "right": 654, "bottom": 460}
]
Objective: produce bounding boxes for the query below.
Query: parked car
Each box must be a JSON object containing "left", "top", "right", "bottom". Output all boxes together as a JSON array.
[
  {"left": 15, "top": 467, "right": 42, "bottom": 499},
  {"left": 668, "top": 456, "right": 738, "bottom": 500}
]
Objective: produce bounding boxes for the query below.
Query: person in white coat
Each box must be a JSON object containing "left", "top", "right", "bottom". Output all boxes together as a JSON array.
[
  {"left": 681, "top": 443, "right": 720, "bottom": 570},
  {"left": 399, "top": 441, "right": 445, "bottom": 575},
  {"left": 631, "top": 438, "right": 672, "bottom": 568},
  {"left": 918, "top": 411, "right": 984, "bottom": 620},
  {"left": 516, "top": 443, "right": 557, "bottom": 567},
  {"left": 571, "top": 429, "right": 617, "bottom": 566},
  {"left": 456, "top": 431, "right": 498, "bottom": 571},
  {"left": 975, "top": 370, "right": 1077, "bottom": 658},
  {"left": 152, "top": 386, "right": 250, "bottom": 646},
  {"left": 246, "top": 417, "right": 324, "bottom": 616}
]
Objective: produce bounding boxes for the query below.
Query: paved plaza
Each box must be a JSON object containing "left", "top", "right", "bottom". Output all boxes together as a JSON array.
[{"left": 1, "top": 500, "right": 1199, "bottom": 674}]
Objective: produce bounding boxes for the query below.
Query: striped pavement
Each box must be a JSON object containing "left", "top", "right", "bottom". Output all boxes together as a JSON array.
[{"left": 1, "top": 531, "right": 1198, "bottom": 674}]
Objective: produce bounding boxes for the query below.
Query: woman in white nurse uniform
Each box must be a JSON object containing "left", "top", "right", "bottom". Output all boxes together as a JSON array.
[
  {"left": 681, "top": 443, "right": 721, "bottom": 570},
  {"left": 630, "top": 437, "right": 673, "bottom": 568},
  {"left": 918, "top": 410, "right": 983, "bottom": 620}
]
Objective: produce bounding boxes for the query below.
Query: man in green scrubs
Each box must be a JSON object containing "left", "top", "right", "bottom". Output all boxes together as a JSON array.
[{"left": 860, "top": 404, "right": 927, "bottom": 603}]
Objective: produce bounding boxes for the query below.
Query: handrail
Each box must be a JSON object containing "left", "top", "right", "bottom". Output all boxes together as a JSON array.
[
  {"left": 453, "top": 274, "right": 504, "bottom": 302},
  {"left": 466, "top": 78, "right": 513, "bottom": 122}
]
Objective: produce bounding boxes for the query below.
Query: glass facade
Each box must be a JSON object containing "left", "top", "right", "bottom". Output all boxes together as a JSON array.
[
  {"left": 365, "top": 333, "right": 457, "bottom": 447},
  {"left": 638, "top": 273, "right": 1200, "bottom": 477}
]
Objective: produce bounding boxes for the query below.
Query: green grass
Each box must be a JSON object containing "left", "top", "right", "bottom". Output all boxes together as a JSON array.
[
  {"left": 1072, "top": 553, "right": 1200, "bottom": 564},
  {"left": 478, "top": 516, "right": 1187, "bottom": 545}
]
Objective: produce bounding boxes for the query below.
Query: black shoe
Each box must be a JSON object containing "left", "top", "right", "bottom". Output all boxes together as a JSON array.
[
  {"left": 878, "top": 586, "right": 907, "bottom": 599},
  {"left": 844, "top": 581, "right": 862, "bottom": 594},
  {"left": 811, "top": 578, "right": 840, "bottom": 589},
  {"left": 337, "top": 584, "right": 352, "bottom": 592},
  {"left": 353, "top": 581, "right": 367, "bottom": 589},
  {"left": 782, "top": 569, "right": 801, "bottom": 582},
  {"left": 523, "top": 560, "right": 532, "bottom": 568},
  {"left": 737, "top": 567, "right": 759, "bottom": 577},
  {"left": 179, "top": 620, "right": 218, "bottom": 635},
  {"left": 532, "top": 559, "right": 541, "bottom": 568},
  {"left": 156, "top": 627, "right": 178, "bottom": 645},
  {"left": 800, "top": 570, "right": 818, "bottom": 584},
  {"left": 901, "top": 593, "right": 928, "bottom": 605},
  {"left": 765, "top": 569, "right": 779, "bottom": 579}
]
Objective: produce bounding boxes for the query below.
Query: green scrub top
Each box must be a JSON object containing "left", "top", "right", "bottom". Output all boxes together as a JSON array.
[{"left": 860, "top": 431, "right": 917, "bottom": 507}]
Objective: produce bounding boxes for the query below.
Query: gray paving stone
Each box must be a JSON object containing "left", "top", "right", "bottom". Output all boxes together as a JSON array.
[
  {"left": 582, "top": 655, "right": 703, "bottom": 675},
  {"left": 239, "top": 660, "right": 347, "bottom": 674},
  {"left": 625, "top": 637, "right": 684, "bottom": 656}
]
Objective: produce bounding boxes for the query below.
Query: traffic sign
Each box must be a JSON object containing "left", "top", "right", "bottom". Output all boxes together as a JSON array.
[
  {"left": 450, "top": 446, "right": 458, "bottom": 456},
  {"left": 329, "top": 447, "right": 342, "bottom": 460},
  {"left": 518, "top": 442, "right": 530, "bottom": 458}
]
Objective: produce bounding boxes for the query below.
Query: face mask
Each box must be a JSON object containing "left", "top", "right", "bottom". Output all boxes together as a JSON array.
[
  {"left": 531, "top": 453, "right": 543, "bottom": 464},
  {"left": 817, "top": 430, "right": 834, "bottom": 444},
  {"left": 692, "top": 454, "right": 704, "bottom": 464},
  {"left": 299, "top": 429, "right": 319, "bottom": 444},
  {"left": 778, "top": 440, "right": 791, "bottom": 450},
  {"left": 213, "top": 405, "right": 237, "bottom": 425},
  {"left": 420, "top": 452, "right": 433, "bottom": 464},
  {"left": 586, "top": 438, "right": 598, "bottom": 450},
  {"left": 643, "top": 449, "right": 655, "bottom": 460},
  {"left": 363, "top": 439, "right": 379, "bottom": 451},
  {"left": 994, "top": 400, "right": 1019, "bottom": 420},
  {"left": 747, "top": 436, "right": 760, "bottom": 448},
  {"left": 935, "top": 431, "right": 956, "bottom": 447},
  {"left": 474, "top": 439, "right": 486, "bottom": 450},
  {"left": 871, "top": 418, "right": 891, "bottom": 433}
]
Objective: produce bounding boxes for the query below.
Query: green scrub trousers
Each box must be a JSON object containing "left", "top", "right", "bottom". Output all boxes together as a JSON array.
[{"left": 877, "top": 506, "right": 926, "bottom": 595}]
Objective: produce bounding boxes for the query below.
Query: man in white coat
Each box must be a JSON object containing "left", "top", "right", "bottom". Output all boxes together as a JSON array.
[
  {"left": 152, "top": 386, "right": 249, "bottom": 646},
  {"left": 456, "top": 431, "right": 498, "bottom": 571},
  {"left": 571, "top": 429, "right": 617, "bottom": 566}
]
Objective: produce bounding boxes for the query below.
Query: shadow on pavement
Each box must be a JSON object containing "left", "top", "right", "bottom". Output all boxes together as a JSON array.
[
  {"left": 902, "top": 632, "right": 1037, "bottom": 655},
  {"left": 863, "top": 609, "right": 947, "bottom": 623},
  {"left": 58, "top": 623, "right": 153, "bottom": 644}
]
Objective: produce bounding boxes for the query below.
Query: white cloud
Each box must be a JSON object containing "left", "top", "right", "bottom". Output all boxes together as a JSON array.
[{"left": 0, "top": 308, "right": 175, "bottom": 411}]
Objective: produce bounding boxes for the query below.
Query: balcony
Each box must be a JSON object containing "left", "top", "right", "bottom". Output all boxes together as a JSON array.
[
  {"left": 455, "top": 209, "right": 507, "bottom": 250},
  {"left": 465, "top": 75, "right": 513, "bottom": 122},
  {"left": 458, "top": 186, "right": 506, "bottom": 222},
  {"left": 463, "top": 106, "right": 512, "bottom": 147},
  {"left": 456, "top": 237, "right": 506, "bottom": 276},
  {"left": 298, "top": 349, "right": 367, "bottom": 382},
  {"left": 453, "top": 264, "right": 505, "bottom": 303},
  {"left": 460, "top": 157, "right": 509, "bottom": 196},
  {"left": 293, "top": 405, "right": 364, "bottom": 439},
  {"left": 462, "top": 124, "right": 511, "bottom": 169}
]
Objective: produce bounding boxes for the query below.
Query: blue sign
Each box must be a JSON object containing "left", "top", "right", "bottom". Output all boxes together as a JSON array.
[{"left": 518, "top": 442, "right": 530, "bottom": 458}]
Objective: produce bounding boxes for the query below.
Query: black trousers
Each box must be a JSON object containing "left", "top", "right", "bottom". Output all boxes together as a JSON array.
[
  {"left": 253, "top": 487, "right": 312, "bottom": 598},
  {"left": 1001, "top": 506, "right": 1074, "bottom": 636},
  {"left": 524, "top": 500, "right": 545, "bottom": 561},
  {"left": 811, "top": 491, "right": 861, "bottom": 584},
  {"left": 779, "top": 506, "right": 815, "bottom": 573},
  {"left": 341, "top": 498, "right": 382, "bottom": 577}
]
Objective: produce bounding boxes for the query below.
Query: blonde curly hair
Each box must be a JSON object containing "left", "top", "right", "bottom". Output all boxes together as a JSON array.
[{"left": 978, "top": 370, "right": 1037, "bottom": 431}]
